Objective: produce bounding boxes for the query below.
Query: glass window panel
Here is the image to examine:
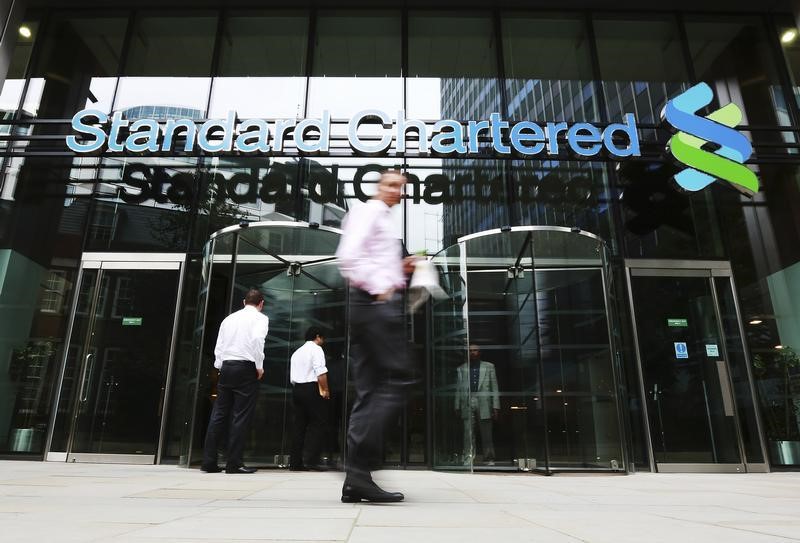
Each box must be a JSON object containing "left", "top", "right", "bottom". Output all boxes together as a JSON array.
[
  {"left": 191, "top": 156, "right": 302, "bottom": 250},
  {"left": 83, "top": 156, "right": 200, "bottom": 252},
  {"left": 776, "top": 15, "right": 800, "bottom": 113},
  {"left": 297, "top": 157, "right": 402, "bottom": 232},
  {"left": 307, "top": 11, "right": 402, "bottom": 118},
  {"left": 502, "top": 14, "right": 598, "bottom": 122},
  {"left": 686, "top": 15, "right": 794, "bottom": 152},
  {"left": 114, "top": 12, "right": 217, "bottom": 119},
  {"left": 0, "top": 18, "right": 38, "bottom": 125},
  {"left": 11, "top": 15, "right": 126, "bottom": 157},
  {"left": 406, "top": 158, "right": 509, "bottom": 252},
  {"left": 408, "top": 12, "right": 500, "bottom": 119},
  {"left": 713, "top": 162, "right": 800, "bottom": 465},
  {"left": 616, "top": 160, "right": 725, "bottom": 259},
  {"left": 208, "top": 11, "right": 308, "bottom": 118},
  {"left": 510, "top": 160, "right": 616, "bottom": 252},
  {"left": 0, "top": 156, "right": 91, "bottom": 454},
  {"left": 594, "top": 16, "right": 689, "bottom": 128},
  {"left": 22, "top": 15, "right": 125, "bottom": 119}
]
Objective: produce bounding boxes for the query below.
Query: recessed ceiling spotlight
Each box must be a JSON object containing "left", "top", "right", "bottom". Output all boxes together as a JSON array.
[
  {"left": 781, "top": 29, "right": 797, "bottom": 44},
  {"left": 748, "top": 319, "right": 763, "bottom": 325},
  {"left": 18, "top": 26, "right": 31, "bottom": 38}
]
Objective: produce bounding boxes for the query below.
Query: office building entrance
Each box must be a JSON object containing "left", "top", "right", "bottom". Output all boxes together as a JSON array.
[
  {"left": 186, "top": 222, "right": 634, "bottom": 473},
  {"left": 47, "top": 254, "right": 185, "bottom": 464},
  {"left": 626, "top": 262, "right": 769, "bottom": 472}
]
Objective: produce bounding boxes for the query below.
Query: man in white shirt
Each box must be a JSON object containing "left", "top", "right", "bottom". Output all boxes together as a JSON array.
[
  {"left": 201, "top": 288, "right": 269, "bottom": 474},
  {"left": 289, "top": 327, "right": 330, "bottom": 471},
  {"left": 335, "top": 170, "right": 417, "bottom": 503}
]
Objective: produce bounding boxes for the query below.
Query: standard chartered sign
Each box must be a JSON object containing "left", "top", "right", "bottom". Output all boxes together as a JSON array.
[{"left": 66, "top": 109, "right": 641, "bottom": 159}]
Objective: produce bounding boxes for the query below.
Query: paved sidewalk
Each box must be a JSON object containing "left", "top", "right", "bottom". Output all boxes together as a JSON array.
[{"left": 1, "top": 461, "right": 799, "bottom": 542}]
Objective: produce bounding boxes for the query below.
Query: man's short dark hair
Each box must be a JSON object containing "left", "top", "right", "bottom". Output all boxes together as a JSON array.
[
  {"left": 382, "top": 168, "right": 406, "bottom": 178},
  {"left": 305, "top": 327, "right": 324, "bottom": 341},
  {"left": 244, "top": 288, "right": 264, "bottom": 306}
]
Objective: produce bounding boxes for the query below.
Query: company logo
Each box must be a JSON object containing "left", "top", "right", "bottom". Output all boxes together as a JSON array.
[{"left": 663, "top": 82, "right": 758, "bottom": 195}]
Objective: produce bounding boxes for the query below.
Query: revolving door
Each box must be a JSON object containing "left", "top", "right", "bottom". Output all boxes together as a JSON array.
[
  {"left": 190, "top": 222, "right": 347, "bottom": 467},
  {"left": 430, "top": 226, "right": 626, "bottom": 473},
  {"left": 185, "top": 222, "right": 626, "bottom": 473}
]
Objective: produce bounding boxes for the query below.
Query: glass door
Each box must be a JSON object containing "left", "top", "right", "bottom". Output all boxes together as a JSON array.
[
  {"left": 627, "top": 266, "right": 762, "bottom": 472},
  {"left": 430, "top": 227, "right": 625, "bottom": 473},
  {"left": 65, "top": 260, "right": 181, "bottom": 463},
  {"left": 188, "top": 223, "right": 345, "bottom": 469}
]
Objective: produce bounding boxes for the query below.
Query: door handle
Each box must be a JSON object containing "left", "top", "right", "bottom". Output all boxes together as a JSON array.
[
  {"left": 79, "top": 354, "right": 95, "bottom": 403},
  {"left": 715, "top": 360, "right": 735, "bottom": 417}
]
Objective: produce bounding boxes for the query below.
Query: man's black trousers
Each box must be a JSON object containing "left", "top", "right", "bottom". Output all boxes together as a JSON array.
[
  {"left": 290, "top": 381, "right": 328, "bottom": 468},
  {"left": 345, "top": 290, "right": 412, "bottom": 483},
  {"left": 202, "top": 360, "right": 259, "bottom": 470}
]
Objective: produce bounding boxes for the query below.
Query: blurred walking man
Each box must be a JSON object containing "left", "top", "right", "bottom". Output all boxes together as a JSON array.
[
  {"left": 335, "top": 170, "right": 416, "bottom": 503},
  {"left": 202, "top": 288, "right": 269, "bottom": 474},
  {"left": 289, "top": 327, "right": 331, "bottom": 471}
]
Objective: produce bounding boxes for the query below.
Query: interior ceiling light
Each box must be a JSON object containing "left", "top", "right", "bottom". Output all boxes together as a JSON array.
[
  {"left": 775, "top": 345, "right": 785, "bottom": 350},
  {"left": 749, "top": 319, "right": 763, "bottom": 325},
  {"left": 781, "top": 29, "right": 798, "bottom": 44},
  {"left": 18, "top": 26, "right": 31, "bottom": 38}
]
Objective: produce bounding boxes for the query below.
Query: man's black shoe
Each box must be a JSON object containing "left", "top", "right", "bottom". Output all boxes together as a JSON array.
[
  {"left": 225, "top": 465, "right": 257, "bottom": 474},
  {"left": 307, "top": 464, "right": 329, "bottom": 472},
  {"left": 201, "top": 464, "right": 222, "bottom": 473},
  {"left": 289, "top": 465, "right": 308, "bottom": 471},
  {"left": 341, "top": 481, "right": 404, "bottom": 503}
]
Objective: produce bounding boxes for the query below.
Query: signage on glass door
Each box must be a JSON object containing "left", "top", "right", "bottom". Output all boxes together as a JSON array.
[{"left": 66, "top": 109, "right": 641, "bottom": 159}]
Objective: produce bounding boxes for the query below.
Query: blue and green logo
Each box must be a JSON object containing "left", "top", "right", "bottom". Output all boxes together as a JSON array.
[{"left": 663, "top": 82, "right": 758, "bottom": 195}]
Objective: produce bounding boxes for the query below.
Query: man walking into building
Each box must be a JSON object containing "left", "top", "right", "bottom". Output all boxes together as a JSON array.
[
  {"left": 335, "top": 169, "right": 417, "bottom": 503},
  {"left": 201, "top": 288, "right": 269, "bottom": 474},
  {"left": 289, "top": 327, "right": 331, "bottom": 471}
]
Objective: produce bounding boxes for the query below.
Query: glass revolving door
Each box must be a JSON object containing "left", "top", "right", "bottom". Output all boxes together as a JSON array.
[
  {"left": 190, "top": 222, "right": 346, "bottom": 468},
  {"left": 430, "top": 226, "right": 626, "bottom": 473}
]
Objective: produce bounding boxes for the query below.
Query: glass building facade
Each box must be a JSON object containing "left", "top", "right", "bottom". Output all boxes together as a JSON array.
[{"left": 0, "top": 1, "right": 799, "bottom": 473}]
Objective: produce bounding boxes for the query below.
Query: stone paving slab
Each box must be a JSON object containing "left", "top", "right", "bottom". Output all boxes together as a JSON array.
[{"left": 1, "top": 461, "right": 799, "bottom": 542}]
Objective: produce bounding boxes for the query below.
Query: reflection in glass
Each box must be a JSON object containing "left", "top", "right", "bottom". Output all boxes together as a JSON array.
[
  {"left": 685, "top": 15, "right": 794, "bottom": 151},
  {"left": 408, "top": 12, "right": 499, "bottom": 120},
  {"left": 0, "top": 18, "right": 38, "bottom": 153},
  {"left": 114, "top": 13, "right": 217, "bottom": 119},
  {"left": 192, "top": 157, "right": 302, "bottom": 250},
  {"left": 511, "top": 160, "right": 614, "bottom": 249},
  {"left": 69, "top": 269, "right": 180, "bottom": 456},
  {"left": 209, "top": 12, "right": 308, "bottom": 119},
  {"left": 189, "top": 225, "right": 347, "bottom": 468},
  {"left": 593, "top": 16, "right": 688, "bottom": 130},
  {"left": 713, "top": 163, "right": 800, "bottom": 466},
  {"left": 502, "top": 14, "right": 598, "bottom": 122},
  {"left": 776, "top": 15, "right": 800, "bottom": 114},
  {"left": 85, "top": 157, "right": 200, "bottom": 252},
  {"left": 307, "top": 11, "right": 402, "bottom": 127},
  {"left": 631, "top": 274, "right": 742, "bottom": 465},
  {"left": 0, "top": 157, "right": 93, "bottom": 454},
  {"left": 431, "top": 228, "right": 623, "bottom": 471}
]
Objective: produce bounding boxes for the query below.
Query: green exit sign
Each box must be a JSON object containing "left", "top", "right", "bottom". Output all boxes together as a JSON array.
[
  {"left": 122, "top": 317, "right": 143, "bottom": 326},
  {"left": 667, "top": 318, "right": 688, "bottom": 327}
]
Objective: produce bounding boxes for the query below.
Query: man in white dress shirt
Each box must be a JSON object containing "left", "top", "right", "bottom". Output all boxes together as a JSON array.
[
  {"left": 335, "top": 170, "right": 416, "bottom": 503},
  {"left": 289, "top": 327, "right": 330, "bottom": 471},
  {"left": 201, "top": 288, "right": 269, "bottom": 474}
]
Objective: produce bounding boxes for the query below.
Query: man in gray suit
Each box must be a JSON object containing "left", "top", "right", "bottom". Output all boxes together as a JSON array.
[{"left": 456, "top": 344, "right": 500, "bottom": 465}]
